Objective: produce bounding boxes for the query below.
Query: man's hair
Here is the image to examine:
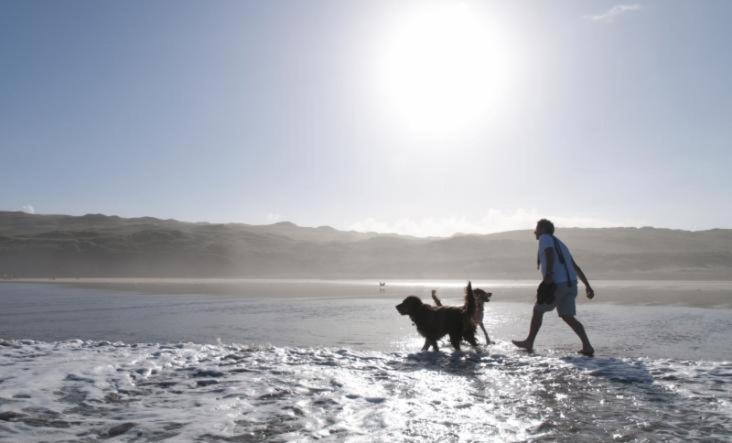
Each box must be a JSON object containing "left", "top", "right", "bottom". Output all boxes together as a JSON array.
[{"left": 536, "top": 219, "right": 555, "bottom": 234}]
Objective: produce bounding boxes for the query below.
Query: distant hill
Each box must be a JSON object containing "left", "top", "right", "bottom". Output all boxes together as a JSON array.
[{"left": 1, "top": 211, "right": 731, "bottom": 280}]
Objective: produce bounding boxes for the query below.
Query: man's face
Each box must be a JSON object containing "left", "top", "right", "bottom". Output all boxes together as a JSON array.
[{"left": 534, "top": 224, "right": 543, "bottom": 240}]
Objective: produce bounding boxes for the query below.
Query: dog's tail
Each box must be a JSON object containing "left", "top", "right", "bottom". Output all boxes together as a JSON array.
[
  {"left": 431, "top": 289, "right": 442, "bottom": 306},
  {"left": 464, "top": 281, "right": 476, "bottom": 319}
]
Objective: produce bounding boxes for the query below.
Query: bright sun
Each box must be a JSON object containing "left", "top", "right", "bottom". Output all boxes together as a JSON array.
[{"left": 379, "top": 3, "right": 510, "bottom": 136}]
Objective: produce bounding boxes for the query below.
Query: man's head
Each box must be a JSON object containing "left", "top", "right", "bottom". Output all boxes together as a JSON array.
[{"left": 534, "top": 219, "right": 555, "bottom": 239}]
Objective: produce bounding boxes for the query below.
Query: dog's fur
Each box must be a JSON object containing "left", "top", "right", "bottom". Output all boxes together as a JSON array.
[
  {"left": 396, "top": 282, "right": 478, "bottom": 351},
  {"left": 432, "top": 288, "right": 493, "bottom": 344}
]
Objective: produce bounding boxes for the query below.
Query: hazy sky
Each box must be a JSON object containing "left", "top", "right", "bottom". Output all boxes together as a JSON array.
[{"left": 2, "top": 1, "right": 730, "bottom": 236}]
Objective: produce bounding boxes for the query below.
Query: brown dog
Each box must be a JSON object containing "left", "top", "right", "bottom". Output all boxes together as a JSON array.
[
  {"left": 396, "top": 282, "right": 478, "bottom": 351},
  {"left": 432, "top": 288, "right": 493, "bottom": 345}
]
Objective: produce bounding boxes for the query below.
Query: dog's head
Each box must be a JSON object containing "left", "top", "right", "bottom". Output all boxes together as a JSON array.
[
  {"left": 395, "top": 295, "right": 423, "bottom": 316},
  {"left": 474, "top": 288, "right": 493, "bottom": 303}
]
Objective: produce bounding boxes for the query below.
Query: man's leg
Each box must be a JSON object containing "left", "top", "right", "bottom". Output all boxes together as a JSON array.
[
  {"left": 512, "top": 307, "right": 545, "bottom": 352},
  {"left": 560, "top": 315, "right": 594, "bottom": 355}
]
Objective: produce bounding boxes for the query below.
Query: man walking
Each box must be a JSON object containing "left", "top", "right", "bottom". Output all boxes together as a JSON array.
[{"left": 512, "top": 219, "right": 595, "bottom": 356}]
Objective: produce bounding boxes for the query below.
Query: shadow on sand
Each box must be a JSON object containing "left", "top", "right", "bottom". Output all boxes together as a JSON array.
[
  {"left": 561, "top": 356, "right": 655, "bottom": 384},
  {"left": 396, "top": 347, "right": 489, "bottom": 376}
]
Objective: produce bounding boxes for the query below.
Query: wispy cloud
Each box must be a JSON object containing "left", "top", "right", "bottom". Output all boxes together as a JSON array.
[
  {"left": 586, "top": 4, "right": 642, "bottom": 24},
  {"left": 20, "top": 204, "right": 35, "bottom": 214},
  {"left": 347, "top": 209, "right": 627, "bottom": 238},
  {"left": 265, "top": 212, "right": 283, "bottom": 223}
]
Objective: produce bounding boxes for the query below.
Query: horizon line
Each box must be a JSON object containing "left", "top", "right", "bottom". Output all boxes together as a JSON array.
[{"left": 2, "top": 209, "right": 729, "bottom": 239}]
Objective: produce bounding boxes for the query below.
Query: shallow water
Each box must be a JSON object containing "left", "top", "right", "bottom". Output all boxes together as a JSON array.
[
  {"left": 1, "top": 281, "right": 730, "bottom": 360},
  {"left": 1, "top": 280, "right": 731, "bottom": 441}
]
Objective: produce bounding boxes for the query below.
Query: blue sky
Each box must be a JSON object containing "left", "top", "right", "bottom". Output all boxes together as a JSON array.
[{"left": 1, "top": 1, "right": 730, "bottom": 236}]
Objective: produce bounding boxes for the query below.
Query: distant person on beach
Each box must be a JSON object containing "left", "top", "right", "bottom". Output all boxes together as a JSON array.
[{"left": 512, "top": 219, "right": 595, "bottom": 356}]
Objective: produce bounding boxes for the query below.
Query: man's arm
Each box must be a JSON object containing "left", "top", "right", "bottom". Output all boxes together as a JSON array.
[{"left": 572, "top": 258, "right": 595, "bottom": 299}]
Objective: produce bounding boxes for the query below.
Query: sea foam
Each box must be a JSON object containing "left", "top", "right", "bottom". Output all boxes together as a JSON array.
[{"left": 1, "top": 339, "right": 730, "bottom": 442}]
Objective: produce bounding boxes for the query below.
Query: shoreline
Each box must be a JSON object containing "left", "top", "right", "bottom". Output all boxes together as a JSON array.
[
  {"left": 2, "top": 277, "right": 731, "bottom": 308},
  {"left": 4, "top": 276, "right": 732, "bottom": 284}
]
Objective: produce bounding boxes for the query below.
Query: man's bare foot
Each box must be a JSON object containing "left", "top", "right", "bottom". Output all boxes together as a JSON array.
[
  {"left": 512, "top": 340, "right": 533, "bottom": 352},
  {"left": 578, "top": 348, "right": 595, "bottom": 357}
]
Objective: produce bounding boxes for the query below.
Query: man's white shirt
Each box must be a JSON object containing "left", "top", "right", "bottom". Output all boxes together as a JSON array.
[{"left": 538, "top": 234, "right": 578, "bottom": 284}]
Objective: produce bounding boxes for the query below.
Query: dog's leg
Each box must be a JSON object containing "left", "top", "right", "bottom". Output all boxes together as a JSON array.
[
  {"left": 430, "top": 339, "right": 439, "bottom": 352},
  {"left": 464, "top": 332, "right": 478, "bottom": 348},
  {"left": 449, "top": 331, "right": 462, "bottom": 351},
  {"left": 480, "top": 322, "right": 491, "bottom": 345},
  {"left": 462, "top": 323, "right": 478, "bottom": 348},
  {"left": 421, "top": 339, "right": 431, "bottom": 351}
]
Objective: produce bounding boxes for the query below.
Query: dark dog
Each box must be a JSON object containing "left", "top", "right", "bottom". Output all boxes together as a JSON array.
[
  {"left": 432, "top": 288, "right": 493, "bottom": 344},
  {"left": 396, "top": 282, "right": 478, "bottom": 351}
]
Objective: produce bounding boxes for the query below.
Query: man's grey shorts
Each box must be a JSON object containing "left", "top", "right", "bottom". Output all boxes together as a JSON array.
[{"left": 534, "top": 283, "right": 578, "bottom": 316}]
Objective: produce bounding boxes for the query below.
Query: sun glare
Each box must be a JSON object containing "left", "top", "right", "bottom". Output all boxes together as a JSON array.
[{"left": 378, "top": 3, "right": 510, "bottom": 137}]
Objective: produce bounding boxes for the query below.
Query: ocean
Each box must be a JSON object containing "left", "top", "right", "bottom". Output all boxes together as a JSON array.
[{"left": 1, "top": 279, "right": 730, "bottom": 441}]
